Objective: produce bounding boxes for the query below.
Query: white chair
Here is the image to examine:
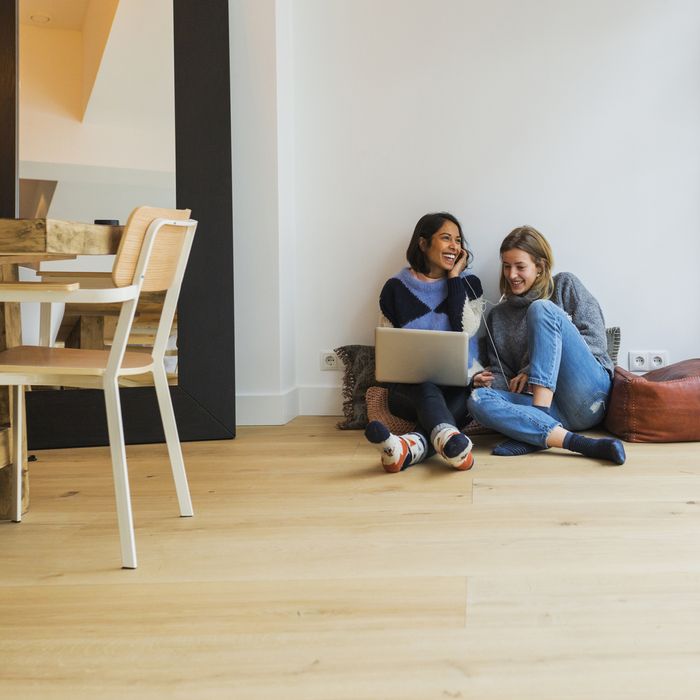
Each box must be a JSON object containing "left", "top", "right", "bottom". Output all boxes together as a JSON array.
[{"left": 0, "top": 206, "right": 198, "bottom": 568}]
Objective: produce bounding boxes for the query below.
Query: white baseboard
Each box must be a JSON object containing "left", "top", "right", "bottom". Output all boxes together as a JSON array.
[
  {"left": 235, "top": 385, "right": 343, "bottom": 425},
  {"left": 298, "top": 385, "right": 344, "bottom": 416}
]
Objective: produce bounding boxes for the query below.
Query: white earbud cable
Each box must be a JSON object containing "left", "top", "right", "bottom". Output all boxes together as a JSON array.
[{"left": 463, "top": 276, "right": 508, "bottom": 383}]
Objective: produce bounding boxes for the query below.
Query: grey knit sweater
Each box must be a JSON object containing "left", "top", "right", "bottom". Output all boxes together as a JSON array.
[{"left": 483, "top": 272, "right": 613, "bottom": 391}]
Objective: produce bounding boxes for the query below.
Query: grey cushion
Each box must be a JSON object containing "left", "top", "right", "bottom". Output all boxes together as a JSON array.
[
  {"left": 606, "top": 326, "right": 621, "bottom": 365},
  {"left": 334, "top": 345, "right": 377, "bottom": 430}
]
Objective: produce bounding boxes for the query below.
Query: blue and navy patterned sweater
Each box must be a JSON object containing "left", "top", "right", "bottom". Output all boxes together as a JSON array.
[{"left": 379, "top": 267, "right": 484, "bottom": 367}]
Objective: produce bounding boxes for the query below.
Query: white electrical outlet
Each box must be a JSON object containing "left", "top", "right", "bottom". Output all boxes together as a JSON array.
[
  {"left": 649, "top": 350, "right": 669, "bottom": 369},
  {"left": 320, "top": 351, "right": 340, "bottom": 371},
  {"left": 628, "top": 350, "right": 669, "bottom": 373},
  {"left": 628, "top": 351, "right": 650, "bottom": 372}
]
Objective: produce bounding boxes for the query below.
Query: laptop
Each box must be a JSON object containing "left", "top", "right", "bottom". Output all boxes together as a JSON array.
[{"left": 374, "top": 326, "right": 470, "bottom": 386}]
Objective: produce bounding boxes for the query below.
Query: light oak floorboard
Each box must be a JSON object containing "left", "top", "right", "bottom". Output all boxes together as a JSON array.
[{"left": 1, "top": 416, "right": 700, "bottom": 699}]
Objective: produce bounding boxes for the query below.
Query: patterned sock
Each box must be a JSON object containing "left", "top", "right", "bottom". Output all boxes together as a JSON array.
[
  {"left": 563, "top": 432, "right": 626, "bottom": 465},
  {"left": 492, "top": 439, "right": 544, "bottom": 456},
  {"left": 365, "top": 420, "right": 428, "bottom": 473},
  {"left": 492, "top": 405, "right": 550, "bottom": 457},
  {"left": 431, "top": 423, "right": 475, "bottom": 470}
]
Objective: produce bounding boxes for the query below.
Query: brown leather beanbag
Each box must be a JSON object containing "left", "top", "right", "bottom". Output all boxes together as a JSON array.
[{"left": 604, "top": 359, "right": 700, "bottom": 442}]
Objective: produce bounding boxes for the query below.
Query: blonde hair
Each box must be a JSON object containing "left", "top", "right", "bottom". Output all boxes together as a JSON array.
[{"left": 499, "top": 225, "right": 554, "bottom": 299}]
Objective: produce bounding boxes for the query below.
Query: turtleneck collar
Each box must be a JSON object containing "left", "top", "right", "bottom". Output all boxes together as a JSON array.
[{"left": 503, "top": 288, "right": 541, "bottom": 308}]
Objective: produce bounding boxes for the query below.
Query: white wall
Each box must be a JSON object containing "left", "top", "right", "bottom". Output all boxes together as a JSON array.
[
  {"left": 230, "top": 0, "right": 295, "bottom": 423},
  {"left": 232, "top": 0, "right": 700, "bottom": 424}
]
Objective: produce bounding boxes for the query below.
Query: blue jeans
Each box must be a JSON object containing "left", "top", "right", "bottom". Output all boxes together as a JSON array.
[{"left": 467, "top": 300, "right": 612, "bottom": 447}]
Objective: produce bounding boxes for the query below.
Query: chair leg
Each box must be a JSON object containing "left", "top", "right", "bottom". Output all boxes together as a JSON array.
[
  {"left": 103, "top": 379, "right": 138, "bottom": 569},
  {"left": 153, "top": 364, "right": 194, "bottom": 517},
  {"left": 39, "top": 302, "right": 53, "bottom": 347},
  {"left": 10, "top": 385, "right": 23, "bottom": 522}
]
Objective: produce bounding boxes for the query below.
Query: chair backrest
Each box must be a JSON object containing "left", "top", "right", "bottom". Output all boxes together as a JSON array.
[{"left": 112, "top": 206, "right": 192, "bottom": 291}]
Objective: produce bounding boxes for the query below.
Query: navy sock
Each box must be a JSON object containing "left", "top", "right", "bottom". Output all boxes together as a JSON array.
[
  {"left": 443, "top": 432, "right": 471, "bottom": 459},
  {"left": 365, "top": 420, "right": 390, "bottom": 444},
  {"left": 431, "top": 425, "right": 474, "bottom": 469},
  {"left": 492, "top": 439, "right": 544, "bottom": 457},
  {"left": 563, "top": 432, "right": 626, "bottom": 465},
  {"left": 492, "top": 404, "right": 550, "bottom": 457}
]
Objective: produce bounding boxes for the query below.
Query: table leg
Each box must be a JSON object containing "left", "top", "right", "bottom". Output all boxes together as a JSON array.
[{"left": 0, "top": 263, "right": 28, "bottom": 519}]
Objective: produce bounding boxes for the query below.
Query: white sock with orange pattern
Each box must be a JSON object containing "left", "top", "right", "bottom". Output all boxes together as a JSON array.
[{"left": 365, "top": 421, "right": 427, "bottom": 473}]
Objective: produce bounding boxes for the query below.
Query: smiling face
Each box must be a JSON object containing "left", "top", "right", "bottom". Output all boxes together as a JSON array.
[
  {"left": 498, "top": 225, "right": 553, "bottom": 300},
  {"left": 501, "top": 247, "right": 540, "bottom": 295},
  {"left": 419, "top": 220, "right": 463, "bottom": 278}
]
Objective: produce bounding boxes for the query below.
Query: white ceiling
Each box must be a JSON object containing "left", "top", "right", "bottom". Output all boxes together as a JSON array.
[{"left": 20, "top": 0, "right": 90, "bottom": 30}]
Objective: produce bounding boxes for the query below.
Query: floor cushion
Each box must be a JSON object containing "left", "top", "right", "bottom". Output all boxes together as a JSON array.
[
  {"left": 604, "top": 359, "right": 700, "bottom": 442},
  {"left": 365, "top": 384, "right": 493, "bottom": 436}
]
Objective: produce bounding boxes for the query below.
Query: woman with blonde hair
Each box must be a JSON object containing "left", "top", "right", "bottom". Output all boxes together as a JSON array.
[{"left": 468, "top": 225, "right": 625, "bottom": 464}]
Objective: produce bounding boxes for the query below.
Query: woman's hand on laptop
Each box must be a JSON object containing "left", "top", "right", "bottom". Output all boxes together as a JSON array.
[{"left": 472, "top": 370, "right": 494, "bottom": 388}]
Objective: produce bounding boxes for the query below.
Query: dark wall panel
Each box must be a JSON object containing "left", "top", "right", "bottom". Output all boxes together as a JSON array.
[
  {"left": 174, "top": 0, "right": 236, "bottom": 431},
  {"left": 0, "top": 0, "right": 18, "bottom": 218}
]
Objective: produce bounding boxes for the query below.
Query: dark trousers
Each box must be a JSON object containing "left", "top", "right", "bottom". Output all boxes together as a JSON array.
[{"left": 387, "top": 382, "right": 470, "bottom": 455}]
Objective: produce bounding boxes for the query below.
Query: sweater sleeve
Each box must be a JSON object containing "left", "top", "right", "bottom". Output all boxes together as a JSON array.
[
  {"left": 461, "top": 274, "right": 484, "bottom": 336},
  {"left": 378, "top": 312, "right": 394, "bottom": 328},
  {"left": 378, "top": 278, "right": 401, "bottom": 328},
  {"left": 554, "top": 273, "right": 612, "bottom": 372},
  {"left": 445, "top": 277, "right": 468, "bottom": 331},
  {"left": 447, "top": 273, "right": 484, "bottom": 333}
]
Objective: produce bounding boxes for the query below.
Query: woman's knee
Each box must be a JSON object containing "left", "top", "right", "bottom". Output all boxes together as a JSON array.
[
  {"left": 526, "top": 298, "right": 557, "bottom": 323},
  {"left": 560, "top": 389, "right": 609, "bottom": 431},
  {"left": 415, "top": 381, "right": 442, "bottom": 401},
  {"left": 468, "top": 387, "right": 494, "bottom": 416}
]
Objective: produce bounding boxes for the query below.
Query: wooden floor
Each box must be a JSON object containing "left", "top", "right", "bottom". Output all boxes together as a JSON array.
[{"left": 2, "top": 417, "right": 700, "bottom": 699}]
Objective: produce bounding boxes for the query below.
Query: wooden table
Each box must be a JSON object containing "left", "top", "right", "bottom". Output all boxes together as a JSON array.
[{"left": 0, "top": 218, "right": 123, "bottom": 519}]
